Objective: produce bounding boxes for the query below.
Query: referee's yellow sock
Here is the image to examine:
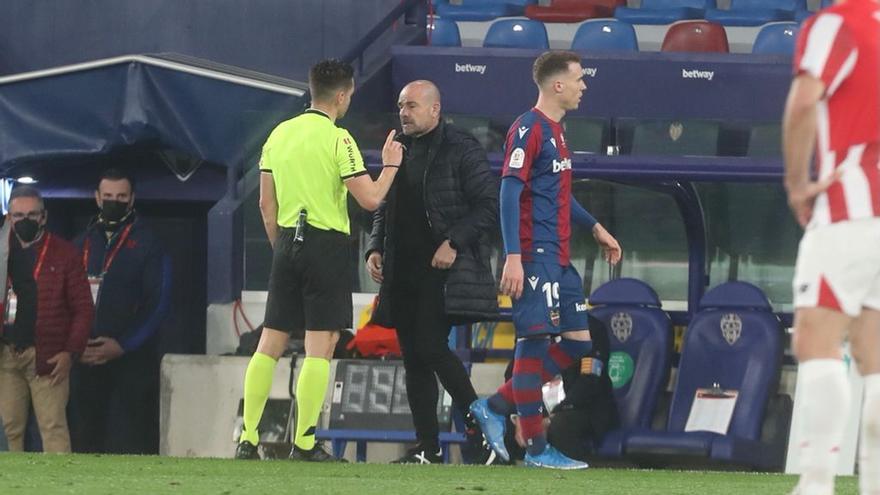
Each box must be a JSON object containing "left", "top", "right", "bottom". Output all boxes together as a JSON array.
[
  {"left": 240, "top": 352, "right": 277, "bottom": 445},
  {"left": 293, "top": 357, "right": 331, "bottom": 451}
]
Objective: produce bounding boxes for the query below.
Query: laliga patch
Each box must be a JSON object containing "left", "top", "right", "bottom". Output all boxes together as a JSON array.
[{"left": 509, "top": 148, "right": 525, "bottom": 169}]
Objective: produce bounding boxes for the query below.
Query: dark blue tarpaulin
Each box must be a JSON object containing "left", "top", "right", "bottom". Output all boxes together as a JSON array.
[{"left": 0, "top": 54, "right": 306, "bottom": 181}]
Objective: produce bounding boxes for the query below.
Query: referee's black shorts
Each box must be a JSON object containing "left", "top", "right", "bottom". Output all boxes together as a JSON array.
[{"left": 263, "top": 224, "right": 353, "bottom": 336}]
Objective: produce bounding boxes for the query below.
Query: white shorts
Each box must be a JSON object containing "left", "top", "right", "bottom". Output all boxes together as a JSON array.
[{"left": 793, "top": 218, "right": 880, "bottom": 317}]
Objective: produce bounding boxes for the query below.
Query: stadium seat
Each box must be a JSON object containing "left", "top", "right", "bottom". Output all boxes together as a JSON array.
[
  {"left": 563, "top": 117, "right": 609, "bottom": 153},
  {"left": 624, "top": 282, "right": 785, "bottom": 469},
  {"left": 626, "top": 119, "right": 721, "bottom": 156},
  {"left": 443, "top": 114, "right": 505, "bottom": 152},
  {"left": 795, "top": 0, "right": 831, "bottom": 22},
  {"left": 483, "top": 19, "right": 550, "bottom": 49},
  {"left": 435, "top": 0, "right": 538, "bottom": 22},
  {"left": 746, "top": 122, "right": 782, "bottom": 158},
  {"left": 614, "top": 0, "right": 715, "bottom": 26},
  {"left": 661, "top": 20, "right": 729, "bottom": 53},
  {"left": 751, "top": 22, "right": 799, "bottom": 55},
  {"left": 571, "top": 19, "right": 639, "bottom": 52},
  {"left": 705, "top": 0, "right": 805, "bottom": 27},
  {"left": 588, "top": 278, "right": 673, "bottom": 457},
  {"left": 427, "top": 17, "right": 462, "bottom": 46},
  {"left": 525, "top": 0, "right": 626, "bottom": 23}
]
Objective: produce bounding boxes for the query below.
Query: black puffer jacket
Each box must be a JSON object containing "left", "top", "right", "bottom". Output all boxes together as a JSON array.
[{"left": 366, "top": 120, "right": 499, "bottom": 325}]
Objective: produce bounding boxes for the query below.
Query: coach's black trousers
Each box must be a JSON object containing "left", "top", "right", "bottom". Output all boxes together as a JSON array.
[{"left": 391, "top": 267, "right": 477, "bottom": 450}]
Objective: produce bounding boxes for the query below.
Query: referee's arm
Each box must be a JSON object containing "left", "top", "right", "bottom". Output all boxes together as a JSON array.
[
  {"left": 259, "top": 171, "right": 279, "bottom": 247},
  {"left": 345, "top": 130, "right": 403, "bottom": 211}
]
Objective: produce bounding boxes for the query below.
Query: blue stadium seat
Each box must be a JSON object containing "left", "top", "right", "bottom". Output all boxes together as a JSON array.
[
  {"left": 623, "top": 282, "right": 785, "bottom": 469},
  {"left": 752, "top": 22, "right": 799, "bottom": 55},
  {"left": 435, "top": 0, "right": 538, "bottom": 22},
  {"left": 588, "top": 278, "right": 673, "bottom": 457},
  {"left": 705, "top": 0, "right": 806, "bottom": 27},
  {"left": 483, "top": 19, "right": 549, "bottom": 49},
  {"left": 795, "top": 0, "right": 831, "bottom": 22},
  {"left": 571, "top": 19, "right": 639, "bottom": 52},
  {"left": 615, "top": 0, "right": 715, "bottom": 26},
  {"left": 428, "top": 17, "right": 462, "bottom": 46}
]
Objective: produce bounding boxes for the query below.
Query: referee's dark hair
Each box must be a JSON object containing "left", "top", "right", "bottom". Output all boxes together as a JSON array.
[
  {"left": 97, "top": 168, "right": 135, "bottom": 192},
  {"left": 309, "top": 58, "right": 355, "bottom": 103}
]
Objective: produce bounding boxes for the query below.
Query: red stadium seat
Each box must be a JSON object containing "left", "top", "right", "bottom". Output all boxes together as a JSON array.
[
  {"left": 525, "top": 0, "right": 626, "bottom": 23},
  {"left": 661, "top": 20, "right": 729, "bottom": 53}
]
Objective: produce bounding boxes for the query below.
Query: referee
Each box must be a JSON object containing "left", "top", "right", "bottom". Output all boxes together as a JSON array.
[{"left": 236, "top": 58, "right": 403, "bottom": 461}]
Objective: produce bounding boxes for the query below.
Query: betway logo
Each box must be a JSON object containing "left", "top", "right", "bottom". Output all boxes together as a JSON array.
[
  {"left": 582, "top": 67, "right": 598, "bottom": 77},
  {"left": 552, "top": 158, "right": 572, "bottom": 173},
  {"left": 682, "top": 68, "right": 715, "bottom": 81},
  {"left": 455, "top": 63, "right": 486, "bottom": 75}
]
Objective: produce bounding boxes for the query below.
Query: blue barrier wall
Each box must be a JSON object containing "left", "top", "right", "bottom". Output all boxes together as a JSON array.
[
  {"left": 0, "top": 0, "right": 405, "bottom": 80},
  {"left": 392, "top": 46, "right": 793, "bottom": 120}
]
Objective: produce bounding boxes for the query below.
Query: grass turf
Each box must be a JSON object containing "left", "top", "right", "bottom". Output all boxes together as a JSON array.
[{"left": 0, "top": 453, "right": 859, "bottom": 494}]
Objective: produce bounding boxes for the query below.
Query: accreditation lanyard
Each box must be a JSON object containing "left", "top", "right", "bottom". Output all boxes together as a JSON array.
[
  {"left": 5, "top": 234, "right": 51, "bottom": 325},
  {"left": 82, "top": 224, "right": 133, "bottom": 305}
]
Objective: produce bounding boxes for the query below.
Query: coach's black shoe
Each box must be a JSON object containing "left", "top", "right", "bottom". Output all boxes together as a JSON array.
[
  {"left": 235, "top": 440, "right": 260, "bottom": 460},
  {"left": 392, "top": 445, "right": 443, "bottom": 464},
  {"left": 289, "top": 442, "right": 347, "bottom": 463}
]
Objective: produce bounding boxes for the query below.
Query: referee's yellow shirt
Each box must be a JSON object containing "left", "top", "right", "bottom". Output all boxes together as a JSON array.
[{"left": 259, "top": 109, "right": 367, "bottom": 234}]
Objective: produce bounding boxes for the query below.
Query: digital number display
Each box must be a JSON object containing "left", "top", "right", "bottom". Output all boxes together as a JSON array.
[{"left": 330, "top": 360, "right": 452, "bottom": 431}]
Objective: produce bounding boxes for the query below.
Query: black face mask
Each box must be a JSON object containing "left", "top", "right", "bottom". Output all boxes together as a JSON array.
[
  {"left": 14, "top": 218, "right": 40, "bottom": 243},
  {"left": 100, "top": 200, "right": 130, "bottom": 224}
]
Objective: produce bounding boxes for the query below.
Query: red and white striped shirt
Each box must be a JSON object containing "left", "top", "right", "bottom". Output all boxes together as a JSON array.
[{"left": 793, "top": 0, "right": 880, "bottom": 226}]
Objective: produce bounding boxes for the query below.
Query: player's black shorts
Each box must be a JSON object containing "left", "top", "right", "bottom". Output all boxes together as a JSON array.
[{"left": 263, "top": 224, "right": 353, "bottom": 336}]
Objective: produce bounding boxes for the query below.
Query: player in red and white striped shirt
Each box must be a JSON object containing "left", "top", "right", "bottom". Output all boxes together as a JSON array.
[{"left": 784, "top": 1, "right": 880, "bottom": 494}]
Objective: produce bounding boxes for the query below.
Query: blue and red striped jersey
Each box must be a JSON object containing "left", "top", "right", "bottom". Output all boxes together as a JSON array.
[{"left": 502, "top": 108, "right": 573, "bottom": 266}]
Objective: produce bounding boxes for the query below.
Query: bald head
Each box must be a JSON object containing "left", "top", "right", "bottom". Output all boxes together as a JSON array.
[{"left": 398, "top": 80, "right": 442, "bottom": 137}]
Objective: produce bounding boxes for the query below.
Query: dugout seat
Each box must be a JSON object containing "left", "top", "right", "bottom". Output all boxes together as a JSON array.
[
  {"left": 624, "top": 282, "right": 786, "bottom": 469},
  {"left": 751, "top": 22, "right": 799, "bottom": 55},
  {"left": 624, "top": 119, "right": 721, "bottom": 157},
  {"left": 563, "top": 117, "right": 609, "bottom": 154},
  {"left": 705, "top": 0, "right": 805, "bottom": 27},
  {"left": 588, "top": 278, "right": 673, "bottom": 457},
  {"left": 661, "top": 20, "right": 729, "bottom": 53},
  {"left": 435, "top": 0, "right": 537, "bottom": 22},
  {"left": 571, "top": 19, "right": 639, "bottom": 52},
  {"left": 428, "top": 17, "right": 462, "bottom": 46},
  {"left": 614, "top": 0, "right": 715, "bottom": 26},
  {"left": 483, "top": 19, "right": 550, "bottom": 49},
  {"left": 525, "top": 0, "right": 626, "bottom": 23}
]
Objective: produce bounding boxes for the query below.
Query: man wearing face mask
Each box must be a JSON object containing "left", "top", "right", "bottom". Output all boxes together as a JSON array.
[
  {"left": 365, "top": 80, "right": 499, "bottom": 464},
  {"left": 68, "top": 168, "right": 171, "bottom": 454},
  {"left": 0, "top": 185, "right": 93, "bottom": 452}
]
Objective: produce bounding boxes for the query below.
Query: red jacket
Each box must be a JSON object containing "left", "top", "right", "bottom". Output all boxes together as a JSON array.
[{"left": 31, "top": 234, "right": 94, "bottom": 375}]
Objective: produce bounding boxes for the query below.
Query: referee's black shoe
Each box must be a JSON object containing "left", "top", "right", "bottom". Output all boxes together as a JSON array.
[
  {"left": 392, "top": 445, "right": 443, "bottom": 464},
  {"left": 289, "top": 442, "right": 347, "bottom": 463},
  {"left": 235, "top": 440, "right": 260, "bottom": 460}
]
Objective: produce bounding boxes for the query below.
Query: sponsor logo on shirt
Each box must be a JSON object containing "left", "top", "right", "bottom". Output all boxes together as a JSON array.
[
  {"left": 517, "top": 126, "right": 529, "bottom": 140},
  {"left": 509, "top": 148, "right": 526, "bottom": 169},
  {"left": 455, "top": 63, "right": 487, "bottom": 75},
  {"left": 552, "top": 158, "right": 572, "bottom": 173},
  {"left": 682, "top": 68, "right": 715, "bottom": 81}
]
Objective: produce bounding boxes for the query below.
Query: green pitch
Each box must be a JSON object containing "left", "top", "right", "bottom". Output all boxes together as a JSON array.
[{"left": 0, "top": 453, "right": 858, "bottom": 494}]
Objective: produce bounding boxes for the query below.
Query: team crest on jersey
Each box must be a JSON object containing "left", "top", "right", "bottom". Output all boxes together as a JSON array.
[
  {"left": 518, "top": 126, "right": 529, "bottom": 139},
  {"left": 720, "top": 313, "right": 742, "bottom": 345},
  {"left": 527, "top": 276, "right": 539, "bottom": 290},
  {"left": 510, "top": 148, "right": 525, "bottom": 169},
  {"left": 550, "top": 309, "right": 561, "bottom": 327},
  {"left": 611, "top": 312, "right": 633, "bottom": 343},
  {"left": 668, "top": 122, "right": 684, "bottom": 142}
]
